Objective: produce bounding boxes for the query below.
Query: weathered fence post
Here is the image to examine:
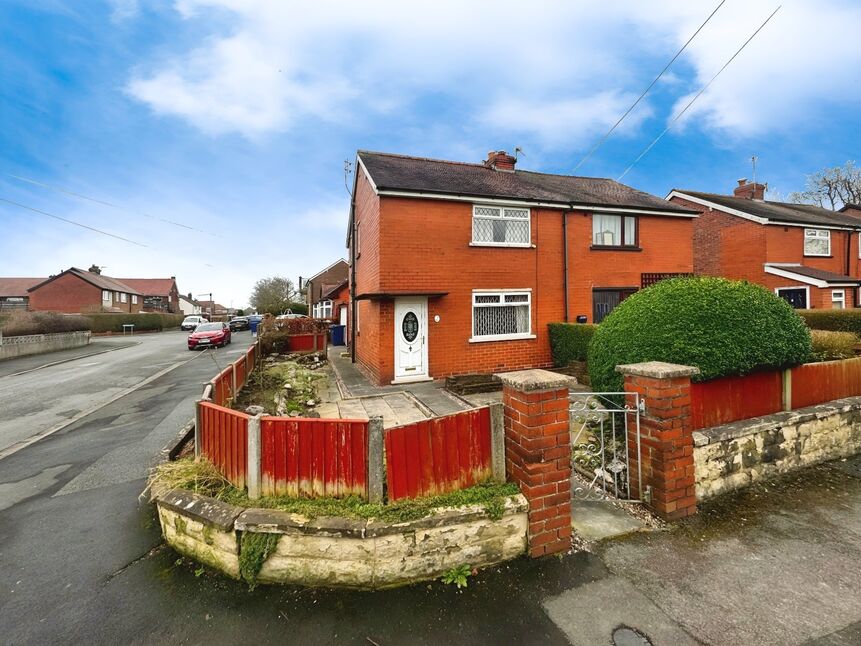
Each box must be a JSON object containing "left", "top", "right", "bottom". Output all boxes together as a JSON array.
[
  {"left": 195, "top": 383, "right": 214, "bottom": 459},
  {"left": 231, "top": 363, "right": 238, "bottom": 401},
  {"left": 617, "top": 361, "right": 699, "bottom": 520},
  {"left": 367, "top": 416, "right": 384, "bottom": 503},
  {"left": 782, "top": 369, "right": 792, "bottom": 412},
  {"left": 496, "top": 369, "right": 573, "bottom": 558},
  {"left": 247, "top": 413, "right": 263, "bottom": 500},
  {"left": 489, "top": 402, "right": 506, "bottom": 483}
]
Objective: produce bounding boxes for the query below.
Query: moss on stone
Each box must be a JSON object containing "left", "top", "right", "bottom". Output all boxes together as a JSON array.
[{"left": 239, "top": 531, "right": 280, "bottom": 588}]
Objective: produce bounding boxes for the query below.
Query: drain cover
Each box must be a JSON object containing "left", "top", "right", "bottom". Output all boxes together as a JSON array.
[{"left": 612, "top": 626, "right": 653, "bottom": 646}]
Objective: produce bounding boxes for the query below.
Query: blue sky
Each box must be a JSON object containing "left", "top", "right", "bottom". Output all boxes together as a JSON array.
[{"left": 2, "top": 0, "right": 860, "bottom": 308}]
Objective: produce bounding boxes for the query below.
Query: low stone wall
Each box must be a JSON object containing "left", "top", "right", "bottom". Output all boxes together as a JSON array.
[
  {"left": 156, "top": 489, "right": 528, "bottom": 588},
  {"left": 0, "top": 330, "right": 91, "bottom": 361},
  {"left": 693, "top": 397, "right": 861, "bottom": 500}
]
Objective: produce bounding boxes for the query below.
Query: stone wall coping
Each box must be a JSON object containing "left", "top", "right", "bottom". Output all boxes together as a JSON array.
[
  {"left": 616, "top": 361, "right": 701, "bottom": 379},
  {"left": 693, "top": 396, "right": 861, "bottom": 447},
  {"left": 234, "top": 494, "right": 529, "bottom": 537},
  {"left": 494, "top": 369, "right": 577, "bottom": 392},
  {"left": 157, "top": 489, "right": 244, "bottom": 532}
]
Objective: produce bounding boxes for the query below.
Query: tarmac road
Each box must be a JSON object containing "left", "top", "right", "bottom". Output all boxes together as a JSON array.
[{"left": 1, "top": 330, "right": 861, "bottom": 645}]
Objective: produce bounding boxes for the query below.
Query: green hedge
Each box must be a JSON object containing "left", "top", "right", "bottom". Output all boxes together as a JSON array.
[
  {"left": 1, "top": 311, "right": 91, "bottom": 336},
  {"left": 548, "top": 323, "right": 597, "bottom": 366},
  {"left": 588, "top": 277, "right": 812, "bottom": 392},
  {"left": 810, "top": 329, "right": 858, "bottom": 361},
  {"left": 84, "top": 312, "right": 185, "bottom": 333},
  {"left": 798, "top": 309, "right": 861, "bottom": 335}
]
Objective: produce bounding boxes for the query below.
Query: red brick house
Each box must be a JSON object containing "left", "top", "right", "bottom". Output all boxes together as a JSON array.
[
  {"left": 321, "top": 279, "right": 349, "bottom": 326},
  {"left": 27, "top": 267, "right": 143, "bottom": 313},
  {"left": 305, "top": 259, "right": 349, "bottom": 319},
  {"left": 669, "top": 181, "right": 861, "bottom": 309},
  {"left": 117, "top": 277, "right": 180, "bottom": 313},
  {"left": 346, "top": 150, "right": 697, "bottom": 385}
]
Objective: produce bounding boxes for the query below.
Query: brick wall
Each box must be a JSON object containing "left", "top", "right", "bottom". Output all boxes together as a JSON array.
[{"left": 353, "top": 181, "right": 694, "bottom": 384}]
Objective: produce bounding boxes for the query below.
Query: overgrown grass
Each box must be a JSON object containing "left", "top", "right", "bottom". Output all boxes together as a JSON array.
[
  {"left": 239, "top": 532, "right": 280, "bottom": 589},
  {"left": 809, "top": 329, "right": 858, "bottom": 362},
  {"left": 150, "top": 458, "right": 520, "bottom": 523}
]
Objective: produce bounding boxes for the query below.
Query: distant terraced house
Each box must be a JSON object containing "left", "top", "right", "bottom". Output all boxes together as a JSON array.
[
  {"left": 0, "top": 277, "right": 43, "bottom": 311},
  {"left": 26, "top": 266, "right": 143, "bottom": 313}
]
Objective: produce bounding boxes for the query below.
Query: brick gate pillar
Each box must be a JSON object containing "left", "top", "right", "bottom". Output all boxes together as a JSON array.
[
  {"left": 496, "top": 369, "right": 573, "bottom": 557},
  {"left": 616, "top": 361, "right": 700, "bottom": 520}
]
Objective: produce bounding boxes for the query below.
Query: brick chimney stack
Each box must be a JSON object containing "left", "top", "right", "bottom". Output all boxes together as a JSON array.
[
  {"left": 484, "top": 150, "right": 517, "bottom": 172},
  {"left": 733, "top": 178, "right": 766, "bottom": 200}
]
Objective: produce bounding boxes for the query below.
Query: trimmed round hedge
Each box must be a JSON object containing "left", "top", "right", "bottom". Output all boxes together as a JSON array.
[{"left": 587, "top": 277, "right": 812, "bottom": 392}]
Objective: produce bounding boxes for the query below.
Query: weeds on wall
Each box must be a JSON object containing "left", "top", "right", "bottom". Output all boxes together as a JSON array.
[{"left": 239, "top": 532, "right": 280, "bottom": 589}]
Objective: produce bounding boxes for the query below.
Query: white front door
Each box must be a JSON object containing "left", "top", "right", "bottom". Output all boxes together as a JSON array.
[{"left": 394, "top": 298, "right": 428, "bottom": 382}]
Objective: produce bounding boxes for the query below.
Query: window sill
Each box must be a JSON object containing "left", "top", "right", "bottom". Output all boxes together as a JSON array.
[
  {"left": 590, "top": 245, "right": 642, "bottom": 252},
  {"left": 468, "top": 334, "right": 536, "bottom": 343},
  {"left": 803, "top": 254, "right": 832, "bottom": 258},
  {"left": 469, "top": 242, "right": 534, "bottom": 249}
]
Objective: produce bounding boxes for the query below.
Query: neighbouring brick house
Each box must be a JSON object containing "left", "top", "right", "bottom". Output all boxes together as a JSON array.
[
  {"left": 178, "top": 293, "right": 203, "bottom": 316},
  {"left": 0, "top": 277, "right": 43, "bottom": 311},
  {"left": 305, "top": 259, "right": 349, "bottom": 319},
  {"left": 321, "top": 279, "right": 349, "bottom": 326},
  {"left": 27, "top": 267, "right": 143, "bottom": 313},
  {"left": 346, "top": 150, "right": 697, "bottom": 385},
  {"left": 669, "top": 181, "right": 861, "bottom": 309},
  {"left": 117, "top": 277, "right": 180, "bottom": 313}
]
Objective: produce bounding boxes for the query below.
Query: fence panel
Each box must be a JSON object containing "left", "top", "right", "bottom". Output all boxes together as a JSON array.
[
  {"left": 198, "top": 401, "right": 248, "bottom": 488},
  {"left": 791, "top": 357, "right": 861, "bottom": 409},
  {"left": 260, "top": 417, "right": 368, "bottom": 498},
  {"left": 287, "top": 333, "right": 327, "bottom": 353},
  {"left": 235, "top": 358, "right": 246, "bottom": 392},
  {"left": 385, "top": 407, "right": 492, "bottom": 501},
  {"left": 690, "top": 371, "right": 783, "bottom": 430}
]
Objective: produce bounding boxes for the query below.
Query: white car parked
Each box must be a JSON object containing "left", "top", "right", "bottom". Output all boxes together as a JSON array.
[{"left": 181, "top": 315, "right": 206, "bottom": 331}]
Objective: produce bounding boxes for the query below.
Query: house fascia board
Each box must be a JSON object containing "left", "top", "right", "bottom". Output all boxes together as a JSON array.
[
  {"left": 377, "top": 189, "right": 696, "bottom": 217},
  {"left": 345, "top": 155, "right": 376, "bottom": 247},
  {"left": 763, "top": 264, "right": 859, "bottom": 288}
]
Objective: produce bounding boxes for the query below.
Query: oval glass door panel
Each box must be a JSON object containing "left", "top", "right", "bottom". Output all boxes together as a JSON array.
[{"left": 402, "top": 311, "right": 419, "bottom": 342}]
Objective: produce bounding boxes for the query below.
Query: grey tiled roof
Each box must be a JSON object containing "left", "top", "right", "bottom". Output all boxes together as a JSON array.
[
  {"left": 676, "top": 191, "right": 861, "bottom": 229},
  {"left": 359, "top": 151, "right": 693, "bottom": 213}
]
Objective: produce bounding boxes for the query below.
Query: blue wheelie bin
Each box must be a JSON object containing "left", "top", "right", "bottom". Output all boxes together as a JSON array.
[{"left": 331, "top": 324, "right": 346, "bottom": 346}]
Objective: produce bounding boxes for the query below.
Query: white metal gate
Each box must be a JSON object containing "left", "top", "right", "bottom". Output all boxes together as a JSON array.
[{"left": 569, "top": 391, "right": 642, "bottom": 501}]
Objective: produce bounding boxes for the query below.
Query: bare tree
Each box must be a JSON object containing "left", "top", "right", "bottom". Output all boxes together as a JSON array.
[
  {"left": 249, "top": 276, "right": 300, "bottom": 315},
  {"left": 788, "top": 161, "right": 861, "bottom": 210}
]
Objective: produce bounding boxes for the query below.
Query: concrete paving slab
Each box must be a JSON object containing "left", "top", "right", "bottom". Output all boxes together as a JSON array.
[
  {"left": 543, "top": 576, "right": 699, "bottom": 646},
  {"left": 571, "top": 499, "right": 645, "bottom": 542},
  {"left": 336, "top": 399, "right": 368, "bottom": 420}
]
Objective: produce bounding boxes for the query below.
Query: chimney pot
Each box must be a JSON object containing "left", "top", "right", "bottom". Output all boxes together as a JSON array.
[{"left": 737, "top": 178, "right": 747, "bottom": 187}]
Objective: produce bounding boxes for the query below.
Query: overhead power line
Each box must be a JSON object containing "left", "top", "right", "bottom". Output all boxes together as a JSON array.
[
  {"left": 617, "top": 6, "right": 781, "bottom": 181},
  {"left": 573, "top": 0, "right": 727, "bottom": 173},
  {"left": 0, "top": 197, "right": 148, "bottom": 247},
  {"left": 2, "top": 172, "right": 219, "bottom": 237}
]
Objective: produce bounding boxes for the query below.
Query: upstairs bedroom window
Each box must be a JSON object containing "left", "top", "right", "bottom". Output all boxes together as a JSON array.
[
  {"left": 472, "top": 205, "right": 530, "bottom": 246},
  {"left": 471, "top": 290, "right": 532, "bottom": 341},
  {"left": 804, "top": 228, "right": 830, "bottom": 256},
  {"left": 592, "top": 214, "right": 637, "bottom": 247}
]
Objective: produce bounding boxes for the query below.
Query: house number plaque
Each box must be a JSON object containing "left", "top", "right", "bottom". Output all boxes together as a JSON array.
[{"left": 402, "top": 312, "right": 419, "bottom": 342}]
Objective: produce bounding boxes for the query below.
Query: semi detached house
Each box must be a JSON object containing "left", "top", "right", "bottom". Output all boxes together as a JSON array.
[{"left": 346, "top": 150, "right": 697, "bottom": 385}]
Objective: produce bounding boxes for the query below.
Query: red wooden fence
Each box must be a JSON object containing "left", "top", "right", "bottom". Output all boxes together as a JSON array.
[
  {"left": 791, "top": 357, "right": 861, "bottom": 410},
  {"left": 690, "top": 371, "right": 783, "bottom": 430},
  {"left": 198, "top": 401, "right": 249, "bottom": 488},
  {"left": 287, "top": 332, "right": 328, "bottom": 352},
  {"left": 260, "top": 417, "right": 368, "bottom": 498},
  {"left": 385, "top": 407, "right": 493, "bottom": 501}
]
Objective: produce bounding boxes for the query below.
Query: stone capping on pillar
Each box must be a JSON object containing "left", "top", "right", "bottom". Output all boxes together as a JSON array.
[
  {"left": 616, "top": 360, "right": 700, "bottom": 521},
  {"left": 495, "top": 368, "right": 575, "bottom": 558},
  {"left": 615, "top": 361, "right": 701, "bottom": 380}
]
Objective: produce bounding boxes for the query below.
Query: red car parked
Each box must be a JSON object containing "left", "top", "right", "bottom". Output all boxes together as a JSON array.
[{"left": 187, "top": 322, "right": 232, "bottom": 350}]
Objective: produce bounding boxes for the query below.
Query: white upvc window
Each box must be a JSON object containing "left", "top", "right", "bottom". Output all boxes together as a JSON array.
[
  {"left": 120, "top": 293, "right": 127, "bottom": 303},
  {"left": 470, "top": 290, "right": 533, "bottom": 342},
  {"left": 471, "top": 205, "right": 531, "bottom": 246},
  {"left": 593, "top": 214, "right": 637, "bottom": 247},
  {"left": 102, "top": 290, "right": 111, "bottom": 303},
  {"left": 132, "top": 295, "right": 138, "bottom": 304},
  {"left": 832, "top": 289, "right": 846, "bottom": 309},
  {"left": 804, "top": 228, "right": 831, "bottom": 256},
  {"left": 321, "top": 299, "right": 332, "bottom": 318}
]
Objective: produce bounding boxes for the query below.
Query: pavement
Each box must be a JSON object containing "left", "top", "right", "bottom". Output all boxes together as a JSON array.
[{"left": 2, "top": 336, "right": 861, "bottom": 644}]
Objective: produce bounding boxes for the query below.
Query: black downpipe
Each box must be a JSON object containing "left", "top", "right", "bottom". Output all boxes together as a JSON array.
[
  {"left": 349, "top": 205, "right": 357, "bottom": 364},
  {"left": 562, "top": 210, "right": 570, "bottom": 323}
]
